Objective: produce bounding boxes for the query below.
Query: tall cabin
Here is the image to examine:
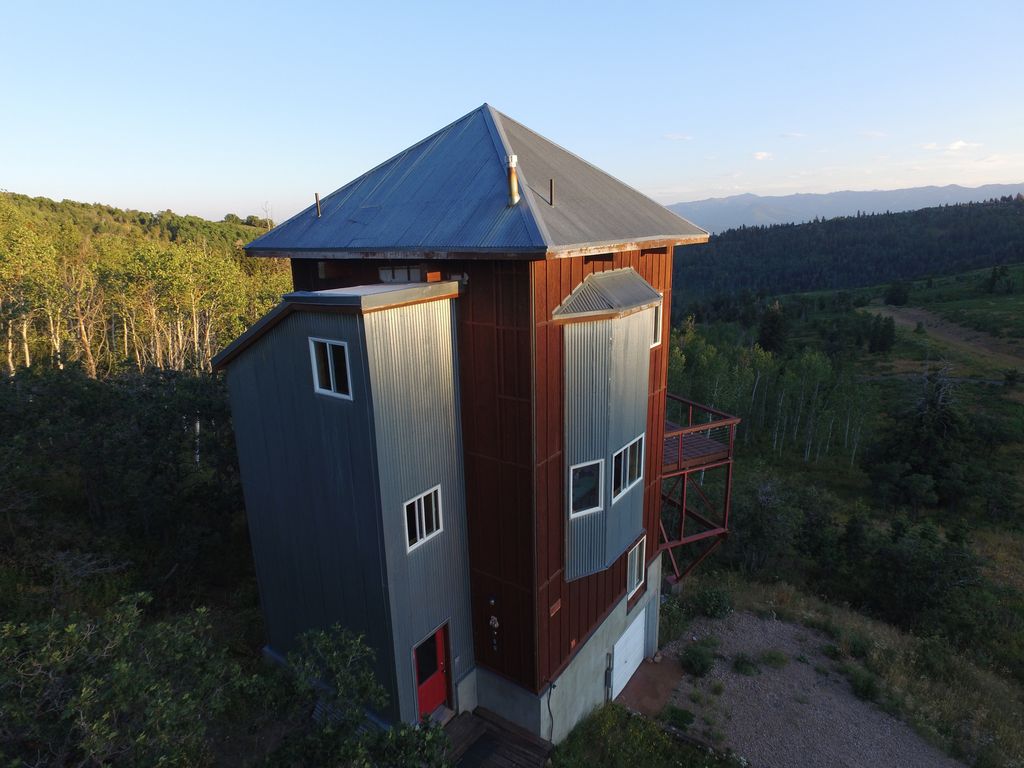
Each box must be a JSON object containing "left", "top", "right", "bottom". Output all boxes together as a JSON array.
[{"left": 213, "top": 104, "right": 738, "bottom": 743}]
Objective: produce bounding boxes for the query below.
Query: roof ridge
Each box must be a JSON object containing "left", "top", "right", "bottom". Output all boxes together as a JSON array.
[
  {"left": 490, "top": 108, "right": 707, "bottom": 238},
  {"left": 247, "top": 105, "right": 498, "bottom": 251},
  {"left": 482, "top": 104, "right": 551, "bottom": 249}
]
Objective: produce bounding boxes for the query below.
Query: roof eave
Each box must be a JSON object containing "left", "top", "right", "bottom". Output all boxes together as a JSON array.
[
  {"left": 546, "top": 233, "right": 709, "bottom": 259},
  {"left": 244, "top": 246, "right": 549, "bottom": 260}
]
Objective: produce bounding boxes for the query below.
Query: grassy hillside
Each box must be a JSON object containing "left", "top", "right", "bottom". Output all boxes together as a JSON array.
[{"left": 665, "top": 264, "right": 1024, "bottom": 765}]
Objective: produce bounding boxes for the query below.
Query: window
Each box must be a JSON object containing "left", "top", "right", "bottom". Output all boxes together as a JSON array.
[
  {"left": 405, "top": 486, "right": 443, "bottom": 551},
  {"left": 612, "top": 435, "right": 644, "bottom": 502},
  {"left": 627, "top": 536, "right": 646, "bottom": 599},
  {"left": 569, "top": 460, "right": 603, "bottom": 517},
  {"left": 309, "top": 338, "right": 352, "bottom": 399},
  {"left": 651, "top": 303, "right": 663, "bottom": 348}
]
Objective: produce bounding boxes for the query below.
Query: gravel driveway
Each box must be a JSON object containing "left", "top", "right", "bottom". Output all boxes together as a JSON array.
[{"left": 662, "top": 611, "right": 965, "bottom": 768}]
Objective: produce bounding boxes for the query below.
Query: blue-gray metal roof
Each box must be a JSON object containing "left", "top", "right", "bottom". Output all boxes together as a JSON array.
[
  {"left": 246, "top": 104, "right": 707, "bottom": 259},
  {"left": 552, "top": 268, "right": 661, "bottom": 320}
]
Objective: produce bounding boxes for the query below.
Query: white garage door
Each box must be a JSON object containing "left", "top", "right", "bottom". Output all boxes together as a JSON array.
[{"left": 611, "top": 606, "right": 647, "bottom": 699}]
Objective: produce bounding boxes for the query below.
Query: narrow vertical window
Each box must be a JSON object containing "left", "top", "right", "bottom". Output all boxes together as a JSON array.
[
  {"left": 611, "top": 434, "right": 645, "bottom": 503},
  {"left": 651, "top": 303, "right": 663, "bottom": 348},
  {"left": 309, "top": 337, "right": 353, "bottom": 400},
  {"left": 569, "top": 460, "right": 604, "bottom": 517},
  {"left": 405, "top": 486, "right": 443, "bottom": 551},
  {"left": 627, "top": 537, "right": 646, "bottom": 599}
]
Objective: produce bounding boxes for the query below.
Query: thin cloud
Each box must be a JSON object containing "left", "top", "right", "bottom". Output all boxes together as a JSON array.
[
  {"left": 922, "top": 139, "right": 983, "bottom": 153},
  {"left": 781, "top": 132, "right": 806, "bottom": 139},
  {"left": 753, "top": 151, "right": 772, "bottom": 161},
  {"left": 947, "top": 139, "right": 982, "bottom": 152},
  {"left": 663, "top": 132, "right": 694, "bottom": 141},
  {"left": 862, "top": 130, "right": 886, "bottom": 139}
]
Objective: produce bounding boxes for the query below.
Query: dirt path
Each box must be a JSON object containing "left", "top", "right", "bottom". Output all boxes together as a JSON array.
[
  {"left": 661, "top": 612, "right": 964, "bottom": 768},
  {"left": 863, "top": 305, "right": 1023, "bottom": 370}
]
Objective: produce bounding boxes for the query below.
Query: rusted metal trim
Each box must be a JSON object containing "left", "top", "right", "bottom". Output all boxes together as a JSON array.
[
  {"left": 549, "top": 301, "right": 661, "bottom": 325},
  {"left": 547, "top": 234, "right": 709, "bottom": 259}
]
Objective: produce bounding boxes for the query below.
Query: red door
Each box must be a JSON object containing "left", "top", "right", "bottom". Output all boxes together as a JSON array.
[{"left": 414, "top": 627, "right": 448, "bottom": 718}]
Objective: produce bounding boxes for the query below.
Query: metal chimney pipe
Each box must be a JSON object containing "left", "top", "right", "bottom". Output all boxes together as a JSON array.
[
  {"left": 507, "top": 154, "right": 520, "bottom": 206},
  {"left": 315, "top": 193, "right": 321, "bottom": 218}
]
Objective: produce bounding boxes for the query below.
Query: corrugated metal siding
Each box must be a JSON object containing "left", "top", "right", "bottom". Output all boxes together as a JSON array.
[
  {"left": 225, "top": 311, "right": 399, "bottom": 720},
  {"left": 563, "top": 320, "right": 611, "bottom": 580},
  {"left": 552, "top": 268, "right": 661, "bottom": 319},
  {"left": 605, "top": 308, "right": 653, "bottom": 563},
  {"left": 562, "top": 309, "right": 650, "bottom": 579},
  {"left": 363, "top": 299, "right": 475, "bottom": 723}
]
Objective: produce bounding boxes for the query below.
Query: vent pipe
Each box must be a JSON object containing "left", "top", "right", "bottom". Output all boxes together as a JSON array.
[
  {"left": 507, "top": 154, "right": 520, "bottom": 206},
  {"left": 314, "top": 193, "right": 321, "bottom": 218}
]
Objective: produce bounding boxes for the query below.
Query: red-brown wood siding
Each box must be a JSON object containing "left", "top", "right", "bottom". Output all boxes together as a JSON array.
[
  {"left": 531, "top": 246, "right": 673, "bottom": 689},
  {"left": 456, "top": 261, "right": 536, "bottom": 688}
]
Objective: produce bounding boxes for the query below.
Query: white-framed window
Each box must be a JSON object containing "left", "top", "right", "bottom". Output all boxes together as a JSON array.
[
  {"left": 612, "top": 434, "right": 644, "bottom": 502},
  {"left": 569, "top": 459, "right": 603, "bottom": 518},
  {"left": 405, "top": 485, "right": 443, "bottom": 551},
  {"left": 309, "top": 337, "right": 353, "bottom": 400},
  {"left": 627, "top": 536, "right": 646, "bottom": 599},
  {"left": 651, "top": 302, "right": 663, "bottom": 348}
]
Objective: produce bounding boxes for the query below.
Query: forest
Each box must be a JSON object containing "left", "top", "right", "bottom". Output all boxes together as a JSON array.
[
  {"left": 0, "top": 194, "right": 290, "bottom": 378},
  {"left": 2, "top": 191, "right": 1023, "bottom": 766},
  {"left": 672, "top": 195, "right": 1024, "bottom": 312}
]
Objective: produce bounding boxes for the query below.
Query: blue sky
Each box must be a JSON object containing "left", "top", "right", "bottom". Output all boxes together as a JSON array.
[{"left": 3, "top": 1, "right": 1022, "bottom": 221}]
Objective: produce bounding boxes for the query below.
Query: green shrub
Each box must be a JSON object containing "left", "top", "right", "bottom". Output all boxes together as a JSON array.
[
  {"left": 659, "top": 595, "right": 687, "bottom": 647},
  {"left": 661, "top": 704, "right": 695, "bottom": 730},
  {"left": 552, "top": 703, "right": 738, "bottom": 768},
  {"left": 685, "top": 584, "right": 734, "bottom": 619},
  {"left": 822, "top": 643, "right": 843, "bottom": 660},
  {"left": 847, "top": 666, "right": 880, "bottom": 701},
  {"left": 847, "top": 632, "right": 871, "bottom": 660},
  {"left": 680, "top": 638, "right": 718, "bottom": 677},
  {"left": 732, "top": 653, "right": 759, "bottom": 676},
  {"left": 759, "top": 649, "right": 788, "bottom": 669}
]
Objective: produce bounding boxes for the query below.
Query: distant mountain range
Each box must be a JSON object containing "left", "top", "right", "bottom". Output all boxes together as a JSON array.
[{"left": 668, "top": 183, "right": 1024, "bottom": 234}]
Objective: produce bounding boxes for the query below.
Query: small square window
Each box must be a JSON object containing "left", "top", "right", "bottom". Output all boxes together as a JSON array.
[
  {"left": 309, "top": 338, "right": 353, "bottom": 400},
  {"left": 405, "top": 486, "right": 443, "bottom": 551},
  {"left": 651, "top": 303, "right": 663, "bottom": 348},
  {"left": 627, "top": 537, "right": 646, "bottom": 599},
  {"left": 611, "top": 435, "right": 644, "bottom": 503},
  {"left": 570, "top": 460, "right": 603, "bottom": 517}
]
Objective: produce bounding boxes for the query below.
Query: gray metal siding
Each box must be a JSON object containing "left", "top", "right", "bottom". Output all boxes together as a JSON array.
[
  {"left": 225, "top": 311, "right": 399, "bottom": 719},
  {"left": 563, "top": 321, "right": 611, "bottom": 581},
  {"left": 363, "top": 300, "right": 475, "bottom": 723},
  {"left": 563, "top": 309, "right": 652, "bottom": 580},
  {"left": 606, "top": 309, "right": 652, "bottom": 564}
]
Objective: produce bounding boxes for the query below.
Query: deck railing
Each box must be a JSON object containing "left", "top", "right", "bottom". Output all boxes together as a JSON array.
[{"left": 662, "top": 394, "right": 740, "bottom": 475}]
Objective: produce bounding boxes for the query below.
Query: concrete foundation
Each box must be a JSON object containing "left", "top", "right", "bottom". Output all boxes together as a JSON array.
[{"left": 467, "top": 557, "right": 662, "bottom": 744}]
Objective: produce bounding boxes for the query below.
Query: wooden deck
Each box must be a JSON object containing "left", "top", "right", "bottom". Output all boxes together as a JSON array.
[
  {"left": 662, "top": 421, "right": 731, "bottom": 475},
  {"left": 446, "top": 707, "right": 553, "bottom": 768}
]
